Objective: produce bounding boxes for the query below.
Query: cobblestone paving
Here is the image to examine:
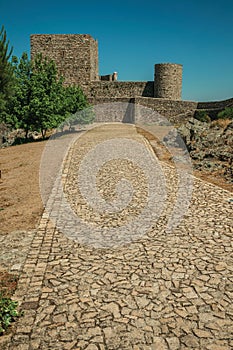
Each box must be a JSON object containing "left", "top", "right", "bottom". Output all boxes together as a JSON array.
[
  {"left": 9, "top": 124, "right": 233, "bottom": 349},
  {"left": 0, "top": 230, "right": 36, "bottom": 272}
]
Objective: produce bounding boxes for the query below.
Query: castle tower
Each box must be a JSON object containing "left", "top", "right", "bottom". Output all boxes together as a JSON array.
[
  {"left": 154, "top": 63, "right": 183, "bottom": 100},
  {"left": 30, "top": 34, "right": 99, "bottom": 86}
]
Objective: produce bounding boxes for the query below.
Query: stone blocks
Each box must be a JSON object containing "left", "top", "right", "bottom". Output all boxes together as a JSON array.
[{"left": 154, "top": 63, "right": 183, "bottom": 101}]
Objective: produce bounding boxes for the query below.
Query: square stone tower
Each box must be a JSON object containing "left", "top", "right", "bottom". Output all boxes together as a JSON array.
[{"left": 30, "top": 34, "right": 99, "bottom": 86}]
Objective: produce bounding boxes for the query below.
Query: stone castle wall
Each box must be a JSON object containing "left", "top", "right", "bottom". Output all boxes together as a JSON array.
[
  {"left": 88, "top": 97, "right": 198, "bottom": 124},
  {"left": 89, "top": 38, "right": 99, "bottom": 81},
  {"left": 192, "top": 97, "right": 233, "bottom": 119},
  {"left": 135, "top": 97, "right": 197, "bottom": 123},
  {"left": 88, "top": 98, "right": 135, "bottom": 123},
  {"left": 197, "top": 97, "right": 233, "bottom": 109},
  {"left": 154, "top": 64, "right": 183, "bottom": 100},
  {"left": 30, "top": 34, "right": 183, "bottom": 101},
  {"left": 82, "top": 81, "right": 154, "bottom": 98},
  {"left": 30, "top": 34, "right": 232, "bottom": 122},
  {"left": 30, "top": 34, "right": 98, "bottom": 86}
]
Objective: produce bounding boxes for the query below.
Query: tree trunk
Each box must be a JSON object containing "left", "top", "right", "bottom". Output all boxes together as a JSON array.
[{"left": 41, "top": 129, "right": 47, "bottom": 139}]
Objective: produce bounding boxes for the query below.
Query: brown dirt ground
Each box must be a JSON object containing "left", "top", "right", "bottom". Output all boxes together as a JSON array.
[
  {"left": 0, "top": 271, "right": 18, "bottom": 297},
  {"left": 0, "top": 141, "right": 45, "bottom": 235}
]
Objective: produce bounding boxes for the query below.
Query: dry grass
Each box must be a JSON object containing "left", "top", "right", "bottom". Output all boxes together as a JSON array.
[
  {"left": 210, "top": 118, "right": 232, "bottom": 129},
  {"left": 135, "top": 126, "right": 173, "bottom": 164}
]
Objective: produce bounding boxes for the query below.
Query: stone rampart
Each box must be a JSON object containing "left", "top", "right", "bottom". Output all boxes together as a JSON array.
[
  {"left": 197, "top": 97, "right": 233, "bottom": 110},
  {"left": 195, "top": 97, "right": 233, "bottom": 118},
  {"left": 30, "top": 34, "right": 232, "bottom": 123},
  {"left": 82, "top": 81, "right": 154, "bottom": 98},
  {"left": 135, "top": 97, "right": 197, "bottom": 123},
  {"left": 88, "top": 97, "right": 198, "bottom": 124}
]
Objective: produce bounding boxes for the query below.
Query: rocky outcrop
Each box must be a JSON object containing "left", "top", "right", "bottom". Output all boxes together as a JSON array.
[
  {"left": 0, "top": 124, "right": 40, "bottom": 148},
  {"left": 177, "top": 118, "right": 233, "bottom": 183}
]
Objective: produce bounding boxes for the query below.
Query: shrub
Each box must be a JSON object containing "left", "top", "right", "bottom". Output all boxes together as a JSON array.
[
  {"left": 194, "top": 110, "right": 211, "bottom": 122},
  {"left": 0, "top": 293, "right": 20, "bottom": 334},
  {"left": 217, "top": 107, "right": 233, "bottom": 120}
]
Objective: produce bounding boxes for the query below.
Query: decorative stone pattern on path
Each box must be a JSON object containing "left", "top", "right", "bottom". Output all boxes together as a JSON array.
[{"left": 8, "top": 124, "right": 233, "bottom": 349}]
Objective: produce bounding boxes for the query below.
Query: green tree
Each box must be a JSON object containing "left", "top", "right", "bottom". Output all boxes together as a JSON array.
[
  {"left": 29, "top": 53, "right": 66, "bottom": 138},
  {"left": 62, "top": 85, "right": 94, "bottom": 129},
  {"left": 10, "top": 53, "right": 67, "bottom": 137},
  {"left": 0, "top": 25, "right": 14, "bottom": 122},
  {"left": 9, "top": 52, "right": 93, "bottom": 138},
  {"left": 8, "top": 53, "right": 32, "bottom": 134}
]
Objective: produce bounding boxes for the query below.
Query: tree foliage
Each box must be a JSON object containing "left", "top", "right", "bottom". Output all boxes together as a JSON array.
[
  {"left": 28, "top": 53, "right": 66, "bottom": 138},
  {"left": 62, "top": 85, "right": 95, "bottom": 129},
  {"left": 7, "top": 53, "right": 32, "bottom": 131},
  {"left": 194, "top": 110, "right": 211, "bottom": 123},
  {"left": 0, "top": 25, "right": 14, "bottom": 122},
  {"left": 7, "top": 52, "right": 92, "bottom": 138},
  {"left": 0, "top": 25, "right": 93, "bottom": 138}
]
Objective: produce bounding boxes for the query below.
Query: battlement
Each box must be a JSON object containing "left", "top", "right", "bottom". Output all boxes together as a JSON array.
[{"left": 30, "top": 34, "right": 183, "bottom": 101}]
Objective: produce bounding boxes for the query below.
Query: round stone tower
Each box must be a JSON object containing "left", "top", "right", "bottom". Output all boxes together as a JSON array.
[{"left": 154, "top": 63, "right": 183, "bottom": 100}]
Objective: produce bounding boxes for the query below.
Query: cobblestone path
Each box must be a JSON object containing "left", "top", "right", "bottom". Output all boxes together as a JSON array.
[{"left": 9, "top": 124, "right": 233, "bottom": 349}]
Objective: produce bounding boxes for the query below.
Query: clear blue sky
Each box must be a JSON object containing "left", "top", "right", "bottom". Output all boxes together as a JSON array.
[{"left": 1, "top": 0, "right": 233, "bottom": 101}]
